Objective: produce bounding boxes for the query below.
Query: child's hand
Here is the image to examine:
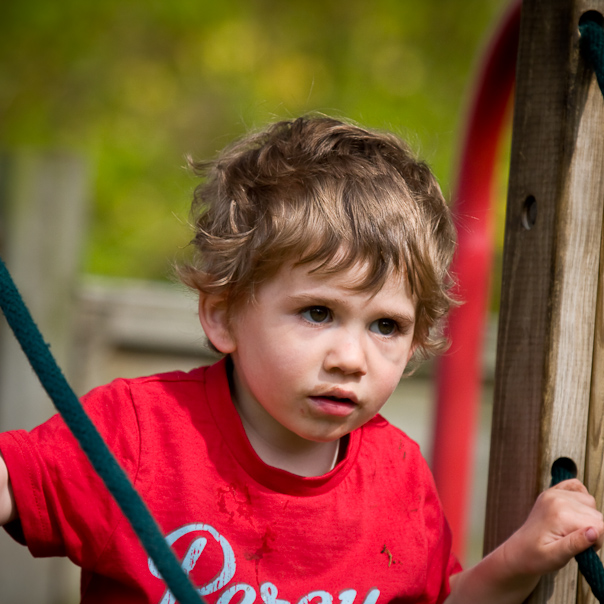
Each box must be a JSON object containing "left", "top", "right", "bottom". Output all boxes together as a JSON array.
[
  {"left": 501, "top": 479, "right": 604, "bottom": 578},
  {"left": 448, "top": 480, "right": 604, "bottom": 604}
]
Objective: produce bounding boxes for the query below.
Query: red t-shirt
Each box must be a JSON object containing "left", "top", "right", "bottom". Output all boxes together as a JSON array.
[{"left": 0, "top": 359, "right": 460, "bottom": 604}]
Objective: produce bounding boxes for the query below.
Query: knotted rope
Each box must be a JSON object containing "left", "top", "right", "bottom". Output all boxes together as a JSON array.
[{"left": 0, "top": 256, "right": 204, "bottom": 604}]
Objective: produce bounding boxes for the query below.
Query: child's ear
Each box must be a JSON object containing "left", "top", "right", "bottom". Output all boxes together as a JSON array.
[{"left": 198, "top": 294, "right": 236, "bottom": 354}]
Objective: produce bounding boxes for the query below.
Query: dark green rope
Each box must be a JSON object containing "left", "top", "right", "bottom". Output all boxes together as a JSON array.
[
  {"left": 580, "top": 19, "right": 604, "bottom": 96},
  {"left": 0, "top": 256, "right": 204, "bottom": 604},
  {"left": 551, "top": 465, "right": 604, "bottom": 602}
]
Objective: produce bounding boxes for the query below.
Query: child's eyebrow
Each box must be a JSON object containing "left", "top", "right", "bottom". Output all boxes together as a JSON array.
[
  {"left": 390, "top": 312, "right": 416, "bottom": 326},
  {"left": 286, "top": 293, "right": 348, "bottom": 307}
]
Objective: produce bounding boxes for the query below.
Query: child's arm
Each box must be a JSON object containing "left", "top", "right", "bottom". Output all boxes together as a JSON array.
[
  {"left": 0, "top": 453, "right": 16, "bottom": 525},
  {"left": 446, "top": 479, "right": 604, "bottom": 604}
]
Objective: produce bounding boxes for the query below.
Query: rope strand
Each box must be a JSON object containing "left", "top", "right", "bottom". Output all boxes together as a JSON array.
[
  {"left": 580, "top": 19, "right": 604, "bottom": 96},
  {"left": 551, "top": 465, "right": 604, "bottom": 602},
  {"left": 0, "top": 256, "right": 204, "bottom": 604}
]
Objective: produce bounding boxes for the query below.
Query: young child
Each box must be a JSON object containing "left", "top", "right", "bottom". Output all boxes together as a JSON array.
[{"left": 0, "top": 116, "right": 602, "bottom": 604}]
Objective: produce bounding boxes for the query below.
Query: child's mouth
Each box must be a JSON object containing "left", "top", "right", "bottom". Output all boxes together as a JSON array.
[
  {"left": 323, "top": 395, "right": 353, "bottom": 404},
  {"left": 309, "top": 395, "right": 357, "bottom": 417}
]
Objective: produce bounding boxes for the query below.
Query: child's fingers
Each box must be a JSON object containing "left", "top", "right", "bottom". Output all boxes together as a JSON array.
[
  {"left": 540, "top": 480, "right": 600, "bottom": 517},
  {"left": 591, "top": 524, "right": 604, "bottom": 551},
  {"left": 553, "top": 527, "right": 601, "bottom": 563},
  {"left": 551, "top": 478, "right": 590, "bottom": 495},
  {"left": 506, "top": 482, "right": 604, "bottom": 576},
  {"left": 548, "top": 480, "right": 604, "bottom": 548}
]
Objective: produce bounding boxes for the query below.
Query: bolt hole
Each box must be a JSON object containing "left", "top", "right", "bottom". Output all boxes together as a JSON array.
[
  {"left": 551, "top": 457, "right": 578, "bottom": 485},
  {"left": 580, "top": 10, "right": 604, "bottom": 28},
  {"left": 521, "top": 195, "right": 537, "bottom": 230}
]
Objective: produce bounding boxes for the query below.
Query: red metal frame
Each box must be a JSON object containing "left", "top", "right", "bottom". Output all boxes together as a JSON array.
[{"left": 431, "top": 0, "right": 521, "bottom": 562}]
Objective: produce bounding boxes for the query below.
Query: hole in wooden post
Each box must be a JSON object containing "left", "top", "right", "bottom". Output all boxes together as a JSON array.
[
  {"left": 552, "top": 457, "right": 578, "bottom": 479},
  {"left": 521, "top": 195, "right": 537, "bottom": 230},
  {"left": 579, "top": 10, "right": 604, "bottom": 28}
]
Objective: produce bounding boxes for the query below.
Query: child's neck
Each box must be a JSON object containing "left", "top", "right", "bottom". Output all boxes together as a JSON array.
[
  {"left": 227, "top": 361, "right": 343, "bottom": 477},
  {"left": 238, "top": 412, "right": 341, "bottom": 477}
]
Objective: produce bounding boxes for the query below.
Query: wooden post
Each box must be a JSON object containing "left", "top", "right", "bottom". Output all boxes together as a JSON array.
[
  {"left": 484, "top": 1, "right": 604, "bottom": 603},
  {"left": 0, "top": 150, "right": 89, "bottom": 604},
  {"left": 582, "top": 204, "right": 604, "bottom": 604}
]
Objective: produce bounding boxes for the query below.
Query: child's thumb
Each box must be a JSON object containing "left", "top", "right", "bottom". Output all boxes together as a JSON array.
[{"left": 563, "top": 528, "right": 599, "bottom": 560}]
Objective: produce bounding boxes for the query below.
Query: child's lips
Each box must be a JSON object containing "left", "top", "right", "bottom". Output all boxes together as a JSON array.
[{"left": 308, "top": 390, "right": 358, "bottom": 417}]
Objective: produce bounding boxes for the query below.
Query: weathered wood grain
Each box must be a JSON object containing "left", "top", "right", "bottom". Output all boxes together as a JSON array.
[
  {"left": 579, "top": 180, "right": 604, "bottom": 604},
  {"left": 485, "top": 1, "right": 604, "bottom": 603}
]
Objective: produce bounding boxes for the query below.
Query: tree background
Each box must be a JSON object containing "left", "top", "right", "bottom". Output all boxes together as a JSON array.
[{"left": 1, "top": 0, "right": 511, "bottom": 283}]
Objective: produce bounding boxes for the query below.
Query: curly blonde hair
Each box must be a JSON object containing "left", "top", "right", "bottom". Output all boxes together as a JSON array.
[{"left": 178, "top": 116, "right": 457, "bottom": 360}]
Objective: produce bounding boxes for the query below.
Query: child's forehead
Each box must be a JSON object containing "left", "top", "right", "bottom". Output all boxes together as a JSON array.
[{"left": 275, "top": 258, "right": 414, "bottom": 300}]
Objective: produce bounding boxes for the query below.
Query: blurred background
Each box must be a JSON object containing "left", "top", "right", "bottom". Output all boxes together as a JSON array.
[
  {"left": 1, "top": 0, "right": 510, "bottom": 281},
  {"left": 0, "top": 0, "right": 512, "bottom": 602}
]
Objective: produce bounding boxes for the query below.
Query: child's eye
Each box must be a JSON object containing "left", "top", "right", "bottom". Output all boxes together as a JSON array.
[
  {"left": 370, "top": 318, "right": 398, "bottom": 336},
  {"left": 301, "top": 306, "right": 331, "bottom": 323}
]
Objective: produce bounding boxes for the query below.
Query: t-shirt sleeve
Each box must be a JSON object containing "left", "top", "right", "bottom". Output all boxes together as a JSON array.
[
  {"left": 424, "top": 480, "right": 462, "bottom": 604},
  {"left": 416, "top": 450, "right": 462, "bottom": 604},
  {"left": 378, "top": 423, "right": 462, "bottom": 604},
  {"left": 0, "top": 379, "right": 141, "bottom": 568}
]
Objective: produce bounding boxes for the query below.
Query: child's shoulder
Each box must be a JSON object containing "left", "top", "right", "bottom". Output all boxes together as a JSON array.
[
  {"left": 85, "top": 364, "right": 210, "bottom": 398},
  {"left": 110, "top": 364, "right": 208, "bottom": 387},
  {"left": 355, "top": 414, "right": 438, "bottom": 497},
  {"left": 79, "top": 364, "right": 214, "bottom": 425},
  {"left": 361, "top": 413, "right": 425, "bottom": 462}
]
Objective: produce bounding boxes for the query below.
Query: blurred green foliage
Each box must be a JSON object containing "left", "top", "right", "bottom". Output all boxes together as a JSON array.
[{"left": 1, "top": 0, "right": 510, "bottom": 281}]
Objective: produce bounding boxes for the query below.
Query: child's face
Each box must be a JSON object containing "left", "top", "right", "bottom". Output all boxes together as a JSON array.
[{"left": 207, "top": 261, "right": 417, "bottom": 446}]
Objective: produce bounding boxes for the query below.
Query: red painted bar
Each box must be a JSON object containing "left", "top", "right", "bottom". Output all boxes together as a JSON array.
[{"left": 432, "top": 0, "right": 520, "bottom": 562}]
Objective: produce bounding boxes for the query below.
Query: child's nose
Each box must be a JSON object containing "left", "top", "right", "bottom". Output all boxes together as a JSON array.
[{"left": 323, "top": 329, "right": 368, "bottom": 375}]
